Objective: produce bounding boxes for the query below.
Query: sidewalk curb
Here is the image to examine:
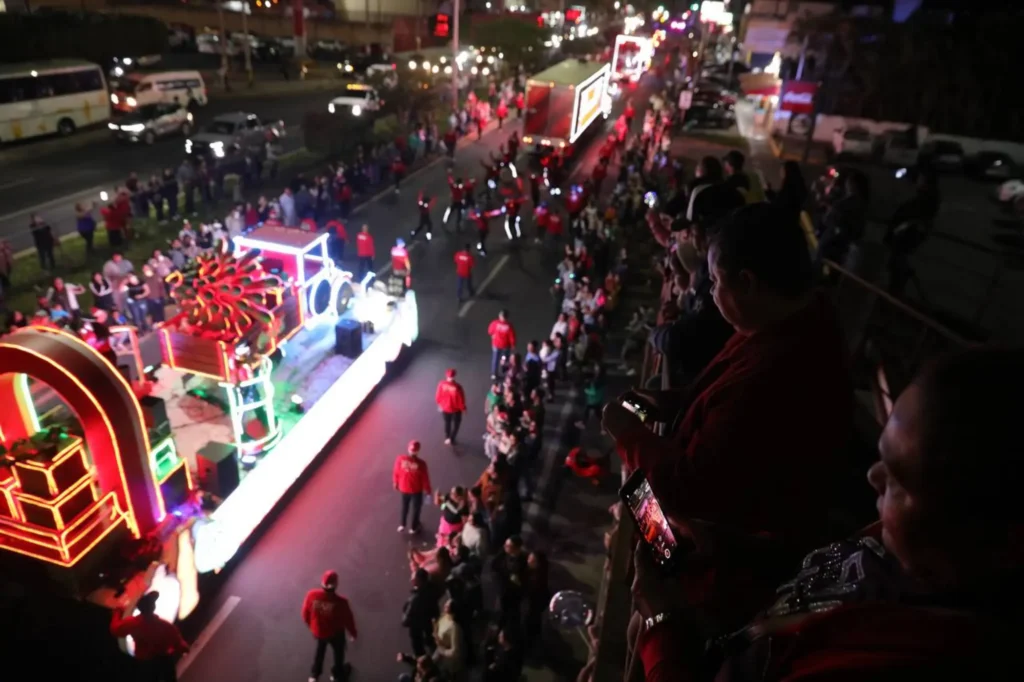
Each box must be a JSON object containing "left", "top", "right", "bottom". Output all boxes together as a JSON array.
[{"left": 9, "top": 147, "right": 309, "bottom": 261}]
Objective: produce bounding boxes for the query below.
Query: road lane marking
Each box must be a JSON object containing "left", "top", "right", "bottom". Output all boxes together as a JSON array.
[
  {"left": 176, "top": 595, "right": 241, "bottom": 677},
  {"left": 0, "top": 178, "right": 34, "bottom": 191},
  {"left": 458, "top": 253, "right": 510, "bottom": 318}
]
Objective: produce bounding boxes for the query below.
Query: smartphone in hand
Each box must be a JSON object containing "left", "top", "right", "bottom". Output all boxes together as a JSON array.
[{"left": 620, "top": 469, "right": 683, "bottom": 574}]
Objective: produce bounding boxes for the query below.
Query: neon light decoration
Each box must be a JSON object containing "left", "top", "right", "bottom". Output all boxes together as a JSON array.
[
  {"left": 165, "top": 241, "right": 284, "bottom": 357},
  {"left": 612, "top": 34, "right": 654, "bottom": 83},
  {"left": 194, "top": 290, "right": 419, "bottom": 572},
  {"left": 0, "top": 328, "right": 184, "bottom": 567},
  {"left": 569, "top": 64, "right": 612, "bottom": 144}
]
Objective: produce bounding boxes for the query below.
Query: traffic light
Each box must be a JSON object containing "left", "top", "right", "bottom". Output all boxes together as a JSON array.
[
  {"left": 431, "top": 13, "right": 451, "bottom": 38},
  {"left": 690, "top": 2, "right": 699, "bottom": 9}
]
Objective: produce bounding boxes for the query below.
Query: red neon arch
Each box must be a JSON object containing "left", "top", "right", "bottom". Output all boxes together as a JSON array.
[{"left": 0, "top": 328, "right": 162, "bottom": 535}]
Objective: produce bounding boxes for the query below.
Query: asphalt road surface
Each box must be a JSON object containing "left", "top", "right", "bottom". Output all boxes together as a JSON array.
[
  {"left": 159, "top": 75, "right": 643, "bottom": 679},
  {"left": 169, "top": 118, "right": 596, "bottom": 682},
  {"left": 0, "top": 87, "right": 339, "bottom": 252}
]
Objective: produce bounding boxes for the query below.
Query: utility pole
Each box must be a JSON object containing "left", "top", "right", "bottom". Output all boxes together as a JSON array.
[
  {"left": 217, "top": 1, "right": 230, "bottom": 92},
  {"left": 365, "top": 0, "right": 371, "bottom": 27},
  {"left": 242, "top": 1, "right": 253, "bottom": 87},
  {"left": 452, "top": 0, "right": 460, "bottom": 109}
]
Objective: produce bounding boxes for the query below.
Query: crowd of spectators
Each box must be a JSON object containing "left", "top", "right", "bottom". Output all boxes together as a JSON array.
[{"left": 589, "top": 71, "right": 1021, "bottom": 682}]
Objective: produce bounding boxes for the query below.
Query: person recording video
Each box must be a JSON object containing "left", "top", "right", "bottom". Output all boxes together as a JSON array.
[{"left": 604, "top": 204, "right": 854, "bottom": 572}]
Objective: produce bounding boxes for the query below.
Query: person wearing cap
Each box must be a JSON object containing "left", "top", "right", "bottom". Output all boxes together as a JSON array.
[
  {"left": 393, "top": 440, "right": 433, "bottom": 533},
  {"left": 301, "top": 570, "right": 358, "bottom": 682},
  {"left": 110, "top": 591, "right": 189, "bottom": 681},
  {"left": 435, "top": 368, "right": 467, "bottom": 445}
]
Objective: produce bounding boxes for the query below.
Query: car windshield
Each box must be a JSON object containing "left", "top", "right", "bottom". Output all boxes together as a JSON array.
[
  {"left": 845, "top": 129, "right": 871, "bottom": 141},
  {"left": 204, "top": 120, "right": 237, "bottom": 134}
]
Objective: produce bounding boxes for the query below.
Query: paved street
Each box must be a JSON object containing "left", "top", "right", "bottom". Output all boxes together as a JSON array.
[
  {"left": 164, "top": 109, "right": 627, "bottom": 682},
  {"left": 0, "top": 87, "right": 339, "bottom": 252}
]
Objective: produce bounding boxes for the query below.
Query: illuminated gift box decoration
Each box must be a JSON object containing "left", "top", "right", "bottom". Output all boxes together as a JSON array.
[{"left": 10, "top": 431, "right": 90, "bottom": 499}]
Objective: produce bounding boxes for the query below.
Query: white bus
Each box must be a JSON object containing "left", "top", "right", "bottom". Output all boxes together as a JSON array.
[{"left": 0, "top": 59, "right": 111, "bottom": 143}]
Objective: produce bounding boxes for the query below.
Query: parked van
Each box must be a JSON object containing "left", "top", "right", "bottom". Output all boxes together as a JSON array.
[{"left": 109, "top": 70, "right": 208, "bottom": 113}]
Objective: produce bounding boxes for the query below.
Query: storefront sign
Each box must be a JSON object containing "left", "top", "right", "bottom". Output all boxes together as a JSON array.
[{"left": 780, "top": 81, "right": 818, "bottom": 115}]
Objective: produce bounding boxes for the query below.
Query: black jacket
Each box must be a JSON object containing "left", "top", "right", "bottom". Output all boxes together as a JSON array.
[{"left": 402, "top": 585, "right": 439, "bottom": 633}]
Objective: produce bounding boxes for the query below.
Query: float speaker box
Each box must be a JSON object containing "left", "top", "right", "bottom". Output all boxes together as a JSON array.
[
  {"left": 196, "top": 442, "right": 240, "bottom": 499},
  {"left": 334, "top": 318, "right": 363, "bottom": 358},
  {"left": 140, "top": 395, "right": 171, "bottom": 441}
]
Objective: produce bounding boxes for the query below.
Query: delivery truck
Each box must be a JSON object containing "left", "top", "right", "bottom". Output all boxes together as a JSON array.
[{"left": 521, "top": 58, "right": 612, "bottom": 154}]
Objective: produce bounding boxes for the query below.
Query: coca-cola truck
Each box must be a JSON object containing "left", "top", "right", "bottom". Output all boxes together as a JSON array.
[{"left": 521, "top": 58, "right": 612, "bottom": 154}]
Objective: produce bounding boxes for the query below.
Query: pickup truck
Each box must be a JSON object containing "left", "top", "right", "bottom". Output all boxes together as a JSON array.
[
  {"left": 184, "top": 112, "right": 284, "bottom": 160},
  {"left": 327, "top": 83, "right": 384, "bottom": 117}
]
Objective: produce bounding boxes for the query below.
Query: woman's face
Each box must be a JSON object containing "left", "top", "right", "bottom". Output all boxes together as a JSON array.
[{"left": 527, "top": 552, "right": 539, "bottom": 569}]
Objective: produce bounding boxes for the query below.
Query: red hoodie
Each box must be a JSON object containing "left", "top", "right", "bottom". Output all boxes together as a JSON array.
[
  {"left": 301, "top": 588, "right": 358, "bottom": 640},
  {"left": 393, "top": 454, "right": 431, "bottom": 494},
  {"left": 488, "top": 318, "right": 516, "bottom": 349},
  {"left": 110, "top": 612, "right": 188, "bottom": 661},
  {"left": 356, "top": 232, "right": 375, "bottom": 258},
  {"left": 454, "top": 250, "right": 474, "bottom": 278},
  {"left": 436, "top": 379, "right": 467, "bottom": 413},
  {"left": 616, "top": 294, "right": 852, "bottom": 550}
]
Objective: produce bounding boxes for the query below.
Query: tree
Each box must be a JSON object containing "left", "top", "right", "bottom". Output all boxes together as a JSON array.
[
  {"left": 787, "top": 8, "right": 1024, "bottom": 140},
  {"left": 560, "top": 36, "right": 606, "bottom": 59},
  {"left": 468, "top": 16, "right": 548, "bottom": 69}
]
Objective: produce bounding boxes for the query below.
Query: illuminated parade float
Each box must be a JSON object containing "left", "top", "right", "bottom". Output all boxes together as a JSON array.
[{"left": 0, "top": 226, "right": 417, "bottom": 632}]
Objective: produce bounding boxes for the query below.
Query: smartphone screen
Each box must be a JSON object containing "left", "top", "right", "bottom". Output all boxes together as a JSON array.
[{"left": 621, "top": 471, "right": 680, "bottom": 570}]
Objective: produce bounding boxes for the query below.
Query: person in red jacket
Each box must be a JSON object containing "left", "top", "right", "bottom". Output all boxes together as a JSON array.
[
  {"left": 101, "top": 201, "right": 127, "bottom": 247},
  {"left": 496, "top": 98, "right": 508, "bottom": 128},
  {"left": 355, "top": 224, "right": 375, "bottom": 281},
  {"left": 393, "top": 440, "right": 432, "bottom": 533},
  {"left": 390, "top": 238, "right": 411, "bottom": 296},
  {"left": 547, "top": 209, "right": 564, "bottom": 241},
  {"left": 443, "top": 127, "right": 457, "bottom": 159},
  {"left": 533, "top": 201, "right": 550, "bottom": 243},
  {"left": 624, "top": 100, "right": 635, "bottom": 127},
  {"left": 110, "top": 591, "right": 189, "bottom": 681},
  {"left": 454, "top": 243, "right": 475, "bottom": 303},
  {"left": 325, "top": 219, "right": 347, "bottom": 264},
  {"left": 502, "top": 195, "right": 524, "bottom": 241},
  {"left": 410, "top": 191, "right": 435, "bottom": 242},
  {"left": 435, "top": 368, "right": 467, "bottom": 444},
  {"left": 469, "top": 207, "right": 501, "bottom": 256},
  {"left": 391, "top": 156, "right": 406, "bottom": 194},
  {"left": 514, "top": 91, "right": 525, "bottom": 118},
  {"left": 302, "top": 569, "right": 358, "bottom": 682},
  {"left": 444, "top": 173, "right": 466, "bottom": 229},
  {"left": 631, "top": 348, "right": 1023, "bottom": 682},
  {"left": 487, "top": 309, "right": 516, "bottom": 378}
]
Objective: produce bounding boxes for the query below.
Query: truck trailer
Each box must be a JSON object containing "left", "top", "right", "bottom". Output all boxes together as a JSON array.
[{"left": 522, "top": 58, "right": 612, "bottom": 154}]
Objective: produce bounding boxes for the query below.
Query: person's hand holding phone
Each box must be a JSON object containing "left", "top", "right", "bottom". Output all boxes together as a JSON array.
[{"left": 631, "top": 540, "right": 688, "bottom": 620}]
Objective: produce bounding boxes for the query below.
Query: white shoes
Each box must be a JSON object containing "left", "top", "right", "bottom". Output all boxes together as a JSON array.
[{"left": 397, "top": 525, "right": 405, "bottom": 532}]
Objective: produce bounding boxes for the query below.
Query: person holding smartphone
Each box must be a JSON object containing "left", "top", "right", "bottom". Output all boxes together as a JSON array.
[
  {"left": 604, "top": 204, "right": 853, "bottom": 590},
  {"left": 630, "top": 349, "right": 1022, "bottom": 682}
]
